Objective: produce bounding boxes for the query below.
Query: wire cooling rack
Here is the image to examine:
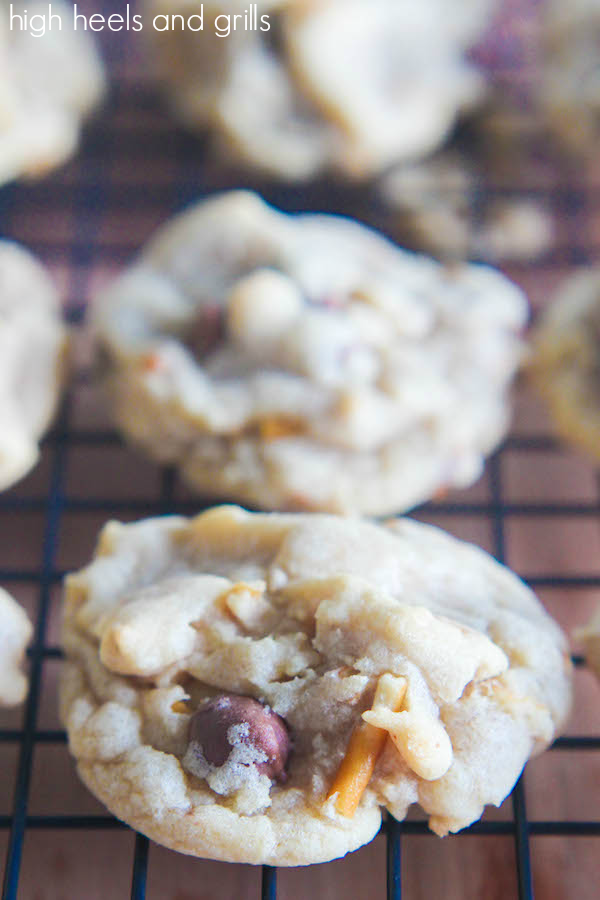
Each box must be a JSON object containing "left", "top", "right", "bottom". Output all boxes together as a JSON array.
[{"left": 2, "top": 3, "right": 600, "bottom": 898}]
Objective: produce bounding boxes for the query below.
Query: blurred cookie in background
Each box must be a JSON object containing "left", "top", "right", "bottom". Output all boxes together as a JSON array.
[
  {"left": 141, "top": 0, "right": 496, "bottom": 181},
  {"left": 91, "top": 190, "right": 527, "bottom": 515},
  {"left": 0, "top": 587, "right": 32, "bottom": 707},
  {"left": 0, "top": 240, "right": 68, "bottom": 490},
  {"left": 0, "top": 0, "right": 105, "bottom": 186},
  {"left": 531, "top": 267, "right": 600, "bottom": 466},
  {"left": 380, "top": 0, "right": 556, "bottom": 263},
  {"left": 379, "top": 153, "right": 554, "bottom": 263},
  {"left": 539, "top": 0, "right": 600, "bottom": 155},
  {"left": 575, "top": 606, "right": 600, "bottom": 681}
]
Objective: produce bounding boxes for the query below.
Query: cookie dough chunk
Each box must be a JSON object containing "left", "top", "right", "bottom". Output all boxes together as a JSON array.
[
  {"left": 60, "top": 506, "right": 572, "bottom": 865},
  {"left": 142, "top": 0, "right": 494, "bottom": 180},
  {"left": 531, "top": 268, "right": 600, "bottom": 464},
  {"left": 92, "top": 191, "right": 527, "bottom": 515},
  {"left": 0, "top": 0, "right": 105, "bottom": 185},
  {"left": 0, "top": 588, "right": 33, "bottom": 706},
  {"left": 0, "top": 240, "right": 68, "bottom": 490}
]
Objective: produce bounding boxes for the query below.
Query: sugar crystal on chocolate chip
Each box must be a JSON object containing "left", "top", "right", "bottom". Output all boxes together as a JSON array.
[{"left": 183, "top": 693, "right": 291, "bottom": 786}]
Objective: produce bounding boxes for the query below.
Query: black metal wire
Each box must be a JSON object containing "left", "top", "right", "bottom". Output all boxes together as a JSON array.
[
  {"left": 1, "top": 400, "right": 70, "bottom": 900},
  {"left": 2, "top": 426, "right": 596, "bottom": 900},
  {"left": 0, "top": 367, "right": 598, "bottom": 898},
  {"left": 261, "top": 867, "right": 277, "bottom": 900},
  {"left": 128, "top": 468, "right": 178, "bottom": 899},
  {"left": 0, "top": 340, "right": 598, "bottom": 892},
  {"left": 489, "top": 454, "right": 535, "bottom": 900},
  {"left": 2, "top": 5, "right": 600, "bottom": 897},
  {"left": 0, "top": 404, "right": 597, "bottom": 894},
  {"left": 2, "top": 9, "right": 113, "bottom": 888},
  {"left": 130, "top": 835, "right": 149, "bottom": 900},
  {"left": 386, "top": 817, "right": 402, "bottom": 900}
]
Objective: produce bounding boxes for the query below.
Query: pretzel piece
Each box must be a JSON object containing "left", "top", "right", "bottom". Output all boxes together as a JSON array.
[{"left": 327, "top": 674, "right": 406, "bottom": 817}]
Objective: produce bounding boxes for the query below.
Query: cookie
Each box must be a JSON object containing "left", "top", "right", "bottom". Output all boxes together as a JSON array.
[
  {"left": 0, "top": 587, "right": 33, "bottom": 706},
  {"left": 92, "top": 191, "right": 526, "bottom": 515},
  {"left": 575, "top": 607, "right": 600, "bottom": 680},
  {"left": 0, "top": 240, "right": 68, "bottom": 490},
  {"left": 142, "top": 0, "right": 494, "bottom": 180},
  {"left": 0, "top": 0, "right": 105, "bottom": 185},
  {"left": 531, "top": 268, "right": 600, "bottom": 464},
  {"left": 285, "top": 0, "right": 491, "bottom": 177},
  {"left": 379, "top": 0, "right": 556, "bottom": 264},
  {"left": 60, "top": 505, "right": 572, "bottom": 865},
  {"left": 379, "top": 154, "right": 554, "bottom": 263},
  {"left": 540, "top": 0, "right": 600, "bottom": 154}
]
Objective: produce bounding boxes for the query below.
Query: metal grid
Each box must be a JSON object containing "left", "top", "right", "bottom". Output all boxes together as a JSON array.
[{"left": 1, "top": 4, "right": 600, "bottom": 898}]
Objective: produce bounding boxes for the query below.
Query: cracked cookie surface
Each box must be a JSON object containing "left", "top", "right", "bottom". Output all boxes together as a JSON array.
[
  {"left": 60, "top": 506, "right": 571, "bottom": 865},
  {"left": 92, "top": 190, "right": 527, "bottom": 515}
]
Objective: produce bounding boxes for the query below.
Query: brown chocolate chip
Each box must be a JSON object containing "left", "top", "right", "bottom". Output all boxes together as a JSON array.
[
  {"left": 188, "top": 693, "right": 291, "bottom": 782},
  {"left": 185, "top": 303, "right": 226, "bottom": 360}
]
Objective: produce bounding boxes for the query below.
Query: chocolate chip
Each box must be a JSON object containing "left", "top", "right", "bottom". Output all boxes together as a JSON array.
[
  {"left": 185, "top": 303, "right": 226, "bottom": 360},
  {"left": 188, "top": 693, "right": 291, "bottom": 782}
]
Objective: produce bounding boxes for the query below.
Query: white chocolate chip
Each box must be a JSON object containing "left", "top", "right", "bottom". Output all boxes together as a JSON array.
[{"left": 227, "top": 269, "right": 303, "bottom": 346}]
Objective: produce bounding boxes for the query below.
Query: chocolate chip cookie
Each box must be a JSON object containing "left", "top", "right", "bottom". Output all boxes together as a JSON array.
[
  {"left": 92, "top": 191, "right": 527, "bottom": 514},
  {"left": 0, "top": 240, "right": 68, "bottom": 489},
  {"left": 60, "top": 506, "right": 571, "bottom": 864},
  {"left": 540, "top": 0, "right": 600, "bottom": 155},
  {"left": 142, "top": 0, "right": 494, "bottom": 180},
  {"left": 531, "top": 267, "right": 600, "bottom": 464},
  {"left": 0, "top": 0, "right": 105, "bottom": 185}
]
